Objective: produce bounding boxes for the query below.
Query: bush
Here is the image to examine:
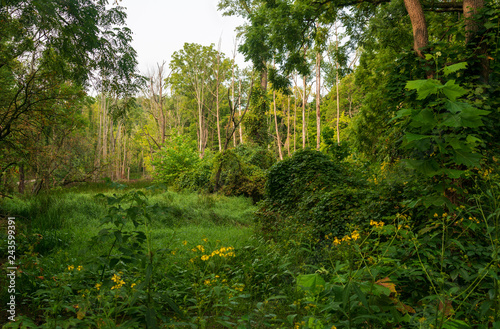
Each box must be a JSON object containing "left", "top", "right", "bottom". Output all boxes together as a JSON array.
[
  {"left": 256, "top": 149, "right": 409, "bottom": 243},
  {"left": 173, "top": 146, "right": 269, "bottom": 201},
  {"left": 152, "top": 135, "right": 199, "bottom": 185},
  {"left": 213, "top": 149, "right": 266, "bottom": 202}
]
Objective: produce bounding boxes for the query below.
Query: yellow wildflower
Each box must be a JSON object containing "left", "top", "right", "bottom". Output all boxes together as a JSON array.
[
  {"left": 182, "top": 240, "right": 187, "bottom": 246},
  {"left": 201, "top": 255, "right": 210, "bottom": 261},
  {"left": 67, "top": 265, "right": 74, "bottom": 271},
  {"left": 95, "top": 283, "right": 102, "bottom": 290},
  {"left": 131, "top": 283, "right": 136, "bottom": 288},
  {"left": 351, "top": 230, "right": 360, "bottom": 240}
]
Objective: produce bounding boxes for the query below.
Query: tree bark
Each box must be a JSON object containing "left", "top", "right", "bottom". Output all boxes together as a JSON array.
[
  {"left": 18, "top": 164, "right": 25, "bottom": 194},
  {"left": 273, "top": 90, "right": 284, "bottom": 160},
  {"left": 464, "top": 0, "right": 484, "bottom": 42},
  {"left": 463, "top": 0, "right": 489, "bottom": 83},
  {"left": 316, "top": 51, "right": 322, "bottom": 150},
  {"left": 287, "top": 95, "right": 291, "bottom": 156},
  {"left": 404, "top": 0, "right": 429, "bottom": 58},
  {"left": 302, "top": 75, "right": 307, "bottom": 149}
]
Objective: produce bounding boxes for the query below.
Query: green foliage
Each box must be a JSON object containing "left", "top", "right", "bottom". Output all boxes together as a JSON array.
[
  {"left": 212, "top": 149, "right": 267, "bottom": 202},
  {"left": 152, "top": 135, "right": 199, "bottom": 185},
  {"left": 245, "top": 83, "right": 271, "bottom": 147},
  {"left": 395, "top": 59, "right": 490, "bottom": 208},
  {"left": 258, "top": 149, "right": 359, "bottom": 240}
]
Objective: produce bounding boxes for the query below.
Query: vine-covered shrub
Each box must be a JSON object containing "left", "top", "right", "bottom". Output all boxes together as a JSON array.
[
  {"left": 172, "top": 146, "right": 269, "bottom": 201},
  {"left": 212, "top": 149, "right": 266, "bottom": 202},
  {"left": 233, "top": 144, "right": 276, "bottom": 170},
  {"left": 256, "top": 149, "right": 408, "bottom": 243}
]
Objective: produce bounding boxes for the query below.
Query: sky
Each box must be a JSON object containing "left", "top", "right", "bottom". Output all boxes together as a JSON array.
[{"left": 118, "top": 0, "right": 250, "bottom": 75}]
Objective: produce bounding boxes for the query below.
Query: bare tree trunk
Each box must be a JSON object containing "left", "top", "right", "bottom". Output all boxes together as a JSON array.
[
  {"left": 122, "top": 134, "right": 127, "bottom": 179},
  {"left": 216, "top": 43, "right": 223, "bottom": 151},
  {"left": 463, "top": 0, "right": 489, "bottom": 83},
  {"left": 336, "top": 69, "right": 340, "bottom": 145},
  {"left": 273, "top": 90, "right": 283, "bottom": 160},
  {"left": 464, "top": 0, "right": 484, "bottom": 42},
  {"left": 302, "top": 75, "right": 307, "bottom": 149},
  {"left": 404, "top": 0, "right": 429, "bottom": 58},
  {"left": 102, "top": 94, "right": 107, "bottom": 170},
  {"left": 239, "top": 79, "right": 243, "bottom": 144},
  {"left": 316, "top": 51, "right": 321, "bottom": 150},
  {"left": 293, "top": 82, "right": 297, "bottom": 152},
  {"left": 287, "top": 95, "right": 291, "bottom": 156},
  {"left": 18, "top": 164, "right": 25, "bottom": 194},
  {"left": 335, "top": 27, "right": 341, "bottom": 145}
]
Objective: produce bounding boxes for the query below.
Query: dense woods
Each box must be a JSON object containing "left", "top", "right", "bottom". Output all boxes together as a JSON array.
[{"left": 1, "top": 0, "right": 500, "bottom": 328}]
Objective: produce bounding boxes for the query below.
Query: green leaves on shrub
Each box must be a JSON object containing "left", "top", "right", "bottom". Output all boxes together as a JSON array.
[
  {"left": 395, "top": 62, "right": 490, "bottom": 208},
  {"left": 152, "top": 135, "right": 199, "bottom": 185}
]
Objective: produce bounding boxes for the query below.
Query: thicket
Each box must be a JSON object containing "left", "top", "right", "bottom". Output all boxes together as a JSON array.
[
  {"left": 155, "top": 144, "right": 274, "bottom": 202},
  {"left": 256, "top": 149, "right": 412, "bottom": 244}
]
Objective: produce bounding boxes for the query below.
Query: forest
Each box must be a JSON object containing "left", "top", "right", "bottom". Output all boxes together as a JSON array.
[{"left": 1, "top": 0, "right": 500, "bottom": 328}]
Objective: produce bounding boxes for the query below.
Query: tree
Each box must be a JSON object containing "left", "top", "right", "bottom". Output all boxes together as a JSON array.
[
  {"left": 169, "top": 43, "right": 231, "bottom": 158},
  {"left": 233, "top": 0, "right": 491, "bottom": 84},
  {"left": 0, "top": 0, "right": 139, "bottom": 143},
  {"left": 0, "top": 0, "right": 139, "bottom": 193}
]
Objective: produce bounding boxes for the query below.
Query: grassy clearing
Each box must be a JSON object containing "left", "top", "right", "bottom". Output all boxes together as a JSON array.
[
  {"left": 2, "top": 179, "right": 499, "bottom": 328},
  {"left": 0, "top": 183, "right": 261, "bottom": 327}
]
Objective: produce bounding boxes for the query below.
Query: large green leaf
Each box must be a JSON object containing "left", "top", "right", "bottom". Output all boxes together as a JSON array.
[
  {"left": 411, "top": 108, "right": 436, "bottom": 127},
  {"left": 454, "top": 150, "right": 482, "bottom": 167},
  {"left": 404, "top": 133, "right": 431, "bottom": 143},
  {"left": 405, "top": 159, "right": 440, "bottom": 177},
  {"left": 406, "top": 79, "right": 441, "bottom": 99},
  {"left": 441, "top": 113, "right": 462, "bottom": 128},
  {"left": 443, "top": 62, "right": 468, "bottom": 76},
  {"left": 460, "top": 106, "right": 490, "bottom": 128},
  {"left": 441, "top": 80, "right": 467, "bottom": 101},
  {"left": 445, "top": 100, "right": 468, "bottom": 114},
  {"left": 297, "top": 273, "right": 326, "bottom": 297}
]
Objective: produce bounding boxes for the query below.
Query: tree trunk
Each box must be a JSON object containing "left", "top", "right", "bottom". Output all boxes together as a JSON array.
[
  {"left": 316, "top": 51, "right": 321, "bottom": 150},
  {"left": 464, "top": 0, "right": 484, "bottom": 42},
  {"left": 404, "top": 0, "right": 429, "bottom": 58},
  {"left": 287, "top": 96, "right": 291, "bottom": 156},
  {"left": 294, "top": 85, "right": 297, "bottom": 152},
  {"left": 336, "top": 69, "right": 340, "bottom": 145},
  {"left": 302, "top": 75, "right": 307, "bottom": 149},
  {"left": 18, "top": 164, "right": 25, "bottom": 194},
  {"left": 239, "top": 79, "right": 243, "bottom": 144},
  {"left": 273, "top": 90, "right": 283, "bottom": 160},
  {"left": 463, "top": 0, "right": 489, "bottom": 83}
]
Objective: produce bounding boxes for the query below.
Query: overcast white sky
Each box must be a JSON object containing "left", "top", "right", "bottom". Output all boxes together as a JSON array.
[{"left": 118, "top": 0, "right": 250, "bottom": 75}]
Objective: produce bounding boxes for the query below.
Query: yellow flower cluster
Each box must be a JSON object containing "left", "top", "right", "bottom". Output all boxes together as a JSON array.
[
  {"left": 192, "top": 245, "right": 205, "bottom": 253},
  {"left": 67, "top": 265, "right": 83, "bottom": 271},
  {"left": 203, "top": 275, "right": 227, "bottom": 286},
  {"left": 111, "top": 274, "right": 125, "bottom": 290},
  {"left": 332, "top": 231, "right": 360, "bottom": 246},
  {"left": 370, "top": 220, "right": 385, "bottom": 228},
  {"left": 233, "top": 283, "right": 244, "bottom": 292},
  {"left": 200, "top": 246, "right": 235, "bottom": 261}
]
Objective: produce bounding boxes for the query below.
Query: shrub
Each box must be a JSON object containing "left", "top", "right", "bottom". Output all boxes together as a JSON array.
[
  {"left": 256, "top": 149, "right": 410, "bottom": 243},
  {"left": 152, "top": 135, "right": 199, "bottom": 185},
  {"left": 212, "top": 149, "right": 266, "bottom": 202}
]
